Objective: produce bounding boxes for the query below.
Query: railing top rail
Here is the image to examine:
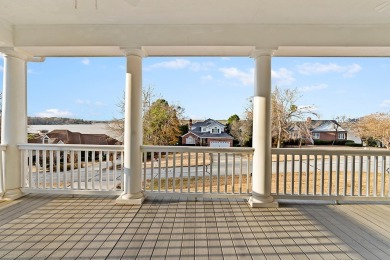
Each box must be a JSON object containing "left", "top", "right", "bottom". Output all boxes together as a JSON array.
[
  {"left": 141, "top": 145, "right": 254, "bottom": 154},
  {"left": 0, "top": 145, "right": 7, "bottom": 151},
  {"left": 18, "top": 143, "right": 124, "bottom": 151},
  {"left": 272, "top": 147, "right": 390, "bottom": 156}
]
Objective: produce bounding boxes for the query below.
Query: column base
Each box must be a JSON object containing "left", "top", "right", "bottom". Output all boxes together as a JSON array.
[
  {"left": 1, "top": 188, "right": 25, "bottom": 201},
  {"left": 248, "top": 196, "right": 279, "bottom": 208},
  {"left": 116, "top": 192, "right": 145, "bottom": 205}
]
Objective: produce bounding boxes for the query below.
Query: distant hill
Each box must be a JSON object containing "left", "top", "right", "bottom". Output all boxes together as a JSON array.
[{"left": 28, "top": 117, "right": 96, "bottom": 125}]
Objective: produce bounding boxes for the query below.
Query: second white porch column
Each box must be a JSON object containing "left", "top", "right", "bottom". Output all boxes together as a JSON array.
[
  {"left": 116, "top": 48, "right": 145, "bottom": 205},
  {"left": 249, "top": 49, "right": 278, "bottom": 208},
  {"left": 1, "top": 50, "right": 28, "bottom": 200}
]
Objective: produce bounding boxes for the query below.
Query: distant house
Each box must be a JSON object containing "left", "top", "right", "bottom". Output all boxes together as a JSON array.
[
  {"left": 181, "top": 119, "right": 234, "bottom": 147},
  {"left": 28, "top": 129, "right": 121, "bottom": 145},
  {"left": 309, "top": 119, "right": 347, "bottom": 142},
  {"left": 289, "top": 118, "right": 348, "bottom": 144}
]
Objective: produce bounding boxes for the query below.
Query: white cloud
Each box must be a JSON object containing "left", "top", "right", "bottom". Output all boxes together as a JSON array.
[
  {"left": 94, "top": 101, "right": 105, "bottom": 106},
  {"left": 75, "top": 99, "right": 105, "bottom": 106},
  {"left": 36, "top": 109, "right": 73, "bottom": 118},
  {"left": 271, "top": 68, "right": 295, "bottom": 86},
  {"left": 219, "top": 67, "right": 254, "bottom": 86},
  {"left": 146, "top": 59, "right": 214, "bottom": 71},
  {"left": 190, "top": 62, "right": 215, "bottom": 72},
  {"left": 380, "top": 99, "right": 390, "bottom": 108},
  {"left": 81, "top": 58, "right": 90, "bottom": 65},
  {"left": 298, "top": 83, "right": 328, "bottom": 92},
  {"left": 201, "top": 75, "right": 213, "bottom": 81},
  {"left": 75, "top": 99, "right": 91, "bottom": 105},
  {"left": 343, "top": 64, "right": 362, "bottom": 77},
  {"left": 296, "top": 62, "right": 362, "bottom": 77},
  {"left": 148, "top": 59, "right": 191, "bottom": 70},
  {"left": 27, "top": 69, "right": 34, "bottom": 74}
]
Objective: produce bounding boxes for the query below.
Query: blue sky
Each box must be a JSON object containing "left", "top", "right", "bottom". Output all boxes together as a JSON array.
[{"left": 0, "top": 55, "right": 390, "bottom": 121}]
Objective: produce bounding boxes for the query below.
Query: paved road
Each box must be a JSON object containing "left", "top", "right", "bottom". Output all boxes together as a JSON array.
[{"left": 28, "top": 154, "right": 390, "bottom": 190}]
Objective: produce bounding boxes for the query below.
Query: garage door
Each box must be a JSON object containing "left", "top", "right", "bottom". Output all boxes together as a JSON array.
[{"left": 209, "top": 141, "right": 230, "bottom": 147}]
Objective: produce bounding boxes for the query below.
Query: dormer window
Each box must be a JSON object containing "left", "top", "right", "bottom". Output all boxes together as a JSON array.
[
  {"left": 42, "top": 135, "right": 49, "bottom": 144},
  {"left": 212, "top": 127, "right": 219, "bottom": 134}
]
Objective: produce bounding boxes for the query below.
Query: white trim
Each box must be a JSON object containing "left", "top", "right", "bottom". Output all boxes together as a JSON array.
[
  {"left": 186, "top": 136, "right": 195, "bottom": 144},
  {"left": 338, "top": 132, "right": 346, "bottom": 140}
]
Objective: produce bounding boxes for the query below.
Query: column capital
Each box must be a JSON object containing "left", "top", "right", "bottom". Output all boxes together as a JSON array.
[
  {"left": 0, "top": 47, "right": 35, "bottom": 61},
  {"left": 120, "top": 47, "right": 148, "bottom": 58},
  {"left": 250, "top": 48, "right": 277, "bottom": 59}
]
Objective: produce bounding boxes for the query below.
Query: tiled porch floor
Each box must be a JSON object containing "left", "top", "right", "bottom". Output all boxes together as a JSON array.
[{"left": 0, "top": 194, "right": 389, "bottom": 259}]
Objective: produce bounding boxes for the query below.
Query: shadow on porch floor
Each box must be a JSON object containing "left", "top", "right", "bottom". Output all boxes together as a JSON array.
[{"left": 0, "top": 194, "right": 389, "bottom": 259}]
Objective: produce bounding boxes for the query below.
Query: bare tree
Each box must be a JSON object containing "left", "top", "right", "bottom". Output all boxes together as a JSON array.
[
  {"left": 107, "top": 86, "right": 184, "bottom": 145},
  {"left": 355, "top": 112, "right": 390, "bottom": 149},
  {"left": 290, "top": 120, "right": 313, "bottom": 148},
  {"left": 272, "top": 86, "right": 318, "bottom": 148},
  {"left": 107, "top": 86, "right": 156, "bottom": 142},
  {"left": 230, "top": 87, "right": 317, "bottom": 147},
  {"left": 229, "top": 99, "right": 253, "bottom": 147}
]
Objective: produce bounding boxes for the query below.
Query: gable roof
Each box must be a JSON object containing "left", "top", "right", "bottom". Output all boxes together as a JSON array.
[
  {"left": 191, "top": 119, "right": 225, "bottom": 129},
  {"left": 182, "top": 131, "right": 233, "bottom": 140},
  {"left": 309, "top": 120, "right": 347, "bottom": 133}
]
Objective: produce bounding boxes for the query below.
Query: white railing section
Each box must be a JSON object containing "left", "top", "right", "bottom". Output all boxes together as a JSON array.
[
  {"left": 18, "top": 144, "right": 124, "bottom": 195},
  {"left": 141, "top": 146, "right": 254, "bottom": 198},
  {"left": 0, "top": 145, "right": 6, "bottom": 195},
  {"left": 272, "top": 148, "right": 390, "bottom": 200}
]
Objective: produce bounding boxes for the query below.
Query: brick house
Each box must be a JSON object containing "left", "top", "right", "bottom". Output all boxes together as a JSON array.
[
  {"left": 181, "top": 119, "right": 234, "bottom": 147},
  {"left": 310, "top": 119, "right": 347, "bottom": 142},
  {"left": 290, "top": 118, "right": 348, "bottom": 144}
]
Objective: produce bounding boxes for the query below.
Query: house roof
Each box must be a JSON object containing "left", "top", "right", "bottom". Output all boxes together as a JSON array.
[
  {"left": 28, "top": 124, "right": 121, "bottom": 141},
  {"left": 310, "top": 120, "right": 347, "bottom": 133},
  {"left": 191, "top": 119, "right": 225, "bottom": 129},
  {"left": 28, "top": 129, "right": 121, "bottom": 145},
  {"left": 184, "top": 119, "right": 233, "bottom": 139},
  {"left": 183, "top": 131, "right": 233, "bottom": 140}
]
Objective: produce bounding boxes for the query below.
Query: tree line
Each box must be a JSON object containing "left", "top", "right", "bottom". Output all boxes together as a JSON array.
[
  {"left": 105, "top": 86, "right": 390, "bottom": 150},
  {"left": 28, "top": 117, "right": 94, "bottom": 125}
]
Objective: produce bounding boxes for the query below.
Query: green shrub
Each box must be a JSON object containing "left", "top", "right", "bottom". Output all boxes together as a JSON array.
[
  {"left": 313, "top": 140, "right": 333, "bottom": 145},
  {"left": 313, "top": 140, "right": 348, "bottom": 146},
  {"left": 345, "top": 142, "right": 363, "bottom": 147}
]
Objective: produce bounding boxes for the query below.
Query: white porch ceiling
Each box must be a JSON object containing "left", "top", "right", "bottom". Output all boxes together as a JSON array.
[{"left": 1, "top": 0, "right": 390, "bottom": 57}]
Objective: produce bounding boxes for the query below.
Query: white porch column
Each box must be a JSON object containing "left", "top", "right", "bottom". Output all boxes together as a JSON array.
[
  {"left": 116, "top": 48, "right": 146, "bottom": 205},
  {"left": 249, "top": 49, "right": 278, "bottom": 208},
  {"left": 1, "top": 50, "right": 28, "bottom": 200}
]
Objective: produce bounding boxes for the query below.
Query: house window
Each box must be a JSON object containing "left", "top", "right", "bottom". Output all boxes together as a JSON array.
[
  {"left": 313, "top": 133, "right": 320, "bottom": 139},
  {"left": 338, "top": 133, "right": 346, "bottom": 140},
  {"left": 186, "top": 136, "right": 195, "bottom": 144},
  {"left": 42, "top": 135, "right": 49, "bottom": 144},
  {"left": 212, "top": 127, "right": 219, "bottom": 134}
]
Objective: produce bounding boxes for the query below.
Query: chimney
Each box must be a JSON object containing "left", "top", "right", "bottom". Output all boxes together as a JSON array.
[{"left": 188, "top": 119, "right": 193, "bottom": 130}]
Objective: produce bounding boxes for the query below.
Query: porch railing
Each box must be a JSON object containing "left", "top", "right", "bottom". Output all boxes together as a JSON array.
[
  {"left": 16, "top": 144, "right": 390, "bottom": 202},
  {"left": 0, "top": 145, "right": 6, "bottom": 194},
  {"left": 141, "top": 145, "right": 254, "bottom": 198},
  {"left": 272, "top": 148, "right": 390, "bottom": 201},
  {"left": 18, "top": 144, "right": 124, "bottom": 195}
]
